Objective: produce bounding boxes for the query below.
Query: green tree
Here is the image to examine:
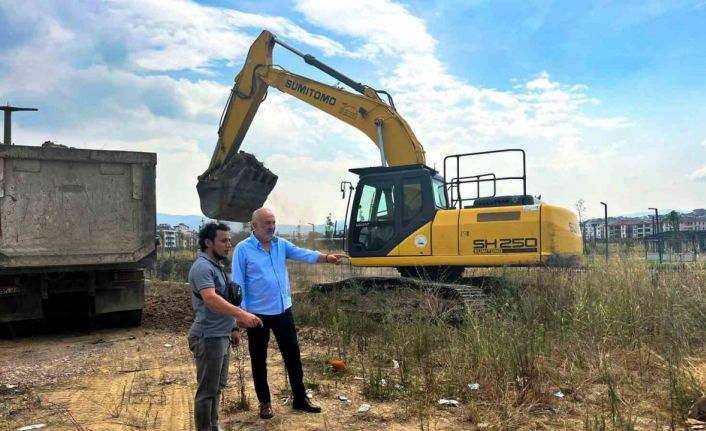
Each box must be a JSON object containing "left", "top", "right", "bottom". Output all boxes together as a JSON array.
[
  {"left": 667, "top": 210, "right": 682, "bottom": 252},
  {"left": 574, "top": 199, "right": 586, "bottom": 224},
  {"left": 575, "top": 199, "right": 588, "bottom": 253},
  {"left": 667, "top": 210, "right": 681, "bottom": 232},
  {"left": 325, "top": 213, "right": 334, "bottom": 239}
]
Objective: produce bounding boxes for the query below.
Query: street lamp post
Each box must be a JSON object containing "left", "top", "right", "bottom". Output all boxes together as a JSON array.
[
  {"left": 340, "top": 181, "right": 354, "bottom": 251},
  {"left": 648, "top": 207, "right": 662, "bottom": 263},
  {"left": 650, "top": 215, "right": 655, "bottom": 235},
  {"left": 600, "top": 202, "right": 608, "bottom": 260},
  {"left": 1, "top": 105, "right": 38, "bottom": 145},
  {"left": 307, "top": 223, "right": 316, "bottom": 247}
]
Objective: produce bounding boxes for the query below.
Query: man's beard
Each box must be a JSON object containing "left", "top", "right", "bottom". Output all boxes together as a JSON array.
[{"left": 213, "top": 251, "right": 227, "bottom": 260}]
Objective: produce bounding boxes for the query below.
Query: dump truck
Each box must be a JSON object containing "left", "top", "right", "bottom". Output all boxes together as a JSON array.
[{"left": 0, "top": 143, "right": 156, "bottom": 330}]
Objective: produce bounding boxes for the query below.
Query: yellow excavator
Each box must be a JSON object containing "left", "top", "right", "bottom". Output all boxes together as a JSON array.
[{"left": 197, "top": 30, "right": 582, "bottom": 281}]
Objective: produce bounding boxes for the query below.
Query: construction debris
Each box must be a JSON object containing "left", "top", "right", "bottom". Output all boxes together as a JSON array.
[
  {"left": 438, "top": 399, "right": 460, "bottom": 407},
  {"left": 690, "top": 397, "right": 706, "bottom": 422},
  {"left": 16, "top": 425, "right": 47, "bottom": 431}
]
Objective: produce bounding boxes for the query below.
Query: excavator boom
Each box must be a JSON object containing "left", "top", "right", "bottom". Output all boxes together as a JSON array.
[{"left": 197, "top": 30, "right": 425, "bottom": 221}]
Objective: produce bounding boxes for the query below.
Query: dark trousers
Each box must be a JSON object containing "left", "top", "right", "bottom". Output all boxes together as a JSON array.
[
  {"left": 188, "top": 335, "right": 230, "bottom": 431},
  {"left": 246, "top": 308, "right": 306, "bottom": 404}
]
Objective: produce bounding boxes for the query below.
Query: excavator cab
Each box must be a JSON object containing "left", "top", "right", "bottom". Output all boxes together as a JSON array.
[
  {"left": 346, "top": 150, "right": 528, "bottom": 259},
  {"left": 347, "top": 165, "right": 444, "bottom": 257}
]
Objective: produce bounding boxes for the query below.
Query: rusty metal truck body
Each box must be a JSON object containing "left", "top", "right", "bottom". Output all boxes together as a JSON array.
[{"left": 0, "top": 144, "right": 156, "bottom": 327}]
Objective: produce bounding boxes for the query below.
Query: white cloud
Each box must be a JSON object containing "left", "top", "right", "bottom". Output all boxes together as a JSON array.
[
  {"left": 10, "top": 0, "right": 688, "bottom": 223},
  {"left": 525, "top": 72, "right": 560, "bottom": 91},
  {"left": 101, "top": 0, "right": 351, "bottom": 72},
  {"left": 293, "top": 0, "right": 435, "bottom": 58},
  {"left": 0, "top": 0, "right": 350, "bottom": 79},
  {"left": 690, "top": 166, "right": 706, "bottom": 182},
  {"left": 0, "top": 1, "right": 359, "bottom": 220},
  {"left": 291, "top": 1, "right": 629, "bottom": 181}
]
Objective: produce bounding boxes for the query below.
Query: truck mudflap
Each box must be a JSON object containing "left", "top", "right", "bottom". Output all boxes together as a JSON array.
[{"left": 197, "top": 151, "right": 277, "bottom": 221}]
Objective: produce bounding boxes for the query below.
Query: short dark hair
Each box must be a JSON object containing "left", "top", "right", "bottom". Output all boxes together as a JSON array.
[{"left": 198, "top": 222, "right": 231, "bottom": 251}]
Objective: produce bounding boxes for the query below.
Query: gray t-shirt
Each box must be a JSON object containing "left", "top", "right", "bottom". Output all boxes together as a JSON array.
[{"left": 188, "top": 253, "right": 233, "bottom": 337}]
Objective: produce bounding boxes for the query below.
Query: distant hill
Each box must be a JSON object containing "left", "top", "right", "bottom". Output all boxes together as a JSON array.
[
  {"left": 157, "top": 213, "right": 342, "bottom": 234},
  {"left": 617, "top": 209, "right": 686, "bottom": 218},
  {"left": 586, "top": 209, "right": 695, "bottom": 221}
]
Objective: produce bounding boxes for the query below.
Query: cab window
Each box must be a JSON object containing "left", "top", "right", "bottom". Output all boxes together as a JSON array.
[
  {"left": 352, "top": 182, "right": 396, "bottom": 251},
  {"left": 432, "top": 178, "right": 448, "bottom": 209},
  {"left": 402, "top": 179, "right": 423, "bottom": 224}
]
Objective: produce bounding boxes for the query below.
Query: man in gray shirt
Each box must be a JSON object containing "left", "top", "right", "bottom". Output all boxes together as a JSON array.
[{"left": 188, "top": 222, "right": 262, "bottom": 431}]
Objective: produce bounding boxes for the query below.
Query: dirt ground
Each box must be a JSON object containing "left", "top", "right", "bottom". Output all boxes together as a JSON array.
[
  {"left": 2, "top": 272, "right": 706, "bottom": 431},
  {"left": 1, "top": 268, "right": 464, "bottom": 431}
]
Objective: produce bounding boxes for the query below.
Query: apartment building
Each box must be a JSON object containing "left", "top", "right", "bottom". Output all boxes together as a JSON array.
[
  {"left": 157, "top": 223, "right": 196, "bottom": 249},
  {"left": 585, "top": 211, "right": 705, "bottom": 241}
]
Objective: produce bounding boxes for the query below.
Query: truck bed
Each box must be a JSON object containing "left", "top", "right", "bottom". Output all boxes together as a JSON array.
[{"left": 0, "top": 144, "right": 156, "bottom": 270}]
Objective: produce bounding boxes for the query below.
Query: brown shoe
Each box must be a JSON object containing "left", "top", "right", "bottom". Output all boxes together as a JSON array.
[
  {"left": 292, "top": 398, "right": 321, "bottom": 413},
  {"left": 259, "top": 402, "right": 273, "bottom": 419}
]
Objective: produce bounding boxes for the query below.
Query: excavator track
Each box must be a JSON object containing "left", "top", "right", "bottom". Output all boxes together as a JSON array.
[{"left": 310, "top": 276, "right": 497, "bottom": 324}]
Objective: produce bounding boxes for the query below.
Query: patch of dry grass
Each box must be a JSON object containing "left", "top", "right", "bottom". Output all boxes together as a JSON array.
[
  {"left": 293, "top": 259, "right": 706, "bottom": 430},
  {"left": 147, "top": 250, "right": 706, "bottom": 429}
]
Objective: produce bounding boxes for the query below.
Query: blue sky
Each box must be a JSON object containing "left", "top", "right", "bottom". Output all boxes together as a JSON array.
[{"left": 1, "top": 0, "right": 704, "bottom": 224}]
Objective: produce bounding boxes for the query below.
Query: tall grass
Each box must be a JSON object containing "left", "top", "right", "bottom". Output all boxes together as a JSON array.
[
  {"left": 295, "top": 259, "right": 706, "bottom": 428},
  {"left": 148, "top": 250, "right": 200, "bottom": 281},
  {"left": 150, "top": 248, "right": 705, "bottom": 426}
]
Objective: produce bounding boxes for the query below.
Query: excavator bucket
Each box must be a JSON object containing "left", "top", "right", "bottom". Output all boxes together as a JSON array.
[{"left": 196, "top": 151, "right": 277, "bottom": 222}]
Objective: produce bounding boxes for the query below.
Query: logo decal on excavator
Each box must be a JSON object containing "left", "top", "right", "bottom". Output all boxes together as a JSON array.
[
  {"left": 472, "top": 238, "right": 538, "bottom": 254},
  {"left": 338, "top": 102, "right": 359, "bottom": 121},
  {"left": 414, "top": 235, "right": 427, "bottom": 248},
  {"left": 285, "top": 79, "right": 337, "bottom": 106}
]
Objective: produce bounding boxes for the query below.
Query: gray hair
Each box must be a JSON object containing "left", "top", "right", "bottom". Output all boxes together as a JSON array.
[{"left": 251, "top": 207, "right": 274, "bottom": 224}]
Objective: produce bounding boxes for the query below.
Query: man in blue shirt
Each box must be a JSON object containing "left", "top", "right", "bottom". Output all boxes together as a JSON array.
[
  {"left": 188, "top": 222, "right": 263, "bottom": 431},
  {"left": 233, "top": 208, "right": 341, "bottom": 419}
]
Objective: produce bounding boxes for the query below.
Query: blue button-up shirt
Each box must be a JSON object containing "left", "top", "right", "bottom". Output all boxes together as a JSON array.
[{"left": 232, "top": 233, "right": 319, "bottom": 315}]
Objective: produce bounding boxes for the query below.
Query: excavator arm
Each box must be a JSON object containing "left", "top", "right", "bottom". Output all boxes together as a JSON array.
[{"left": 197, "top": 30, "right": 426, "bottom": 221}]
